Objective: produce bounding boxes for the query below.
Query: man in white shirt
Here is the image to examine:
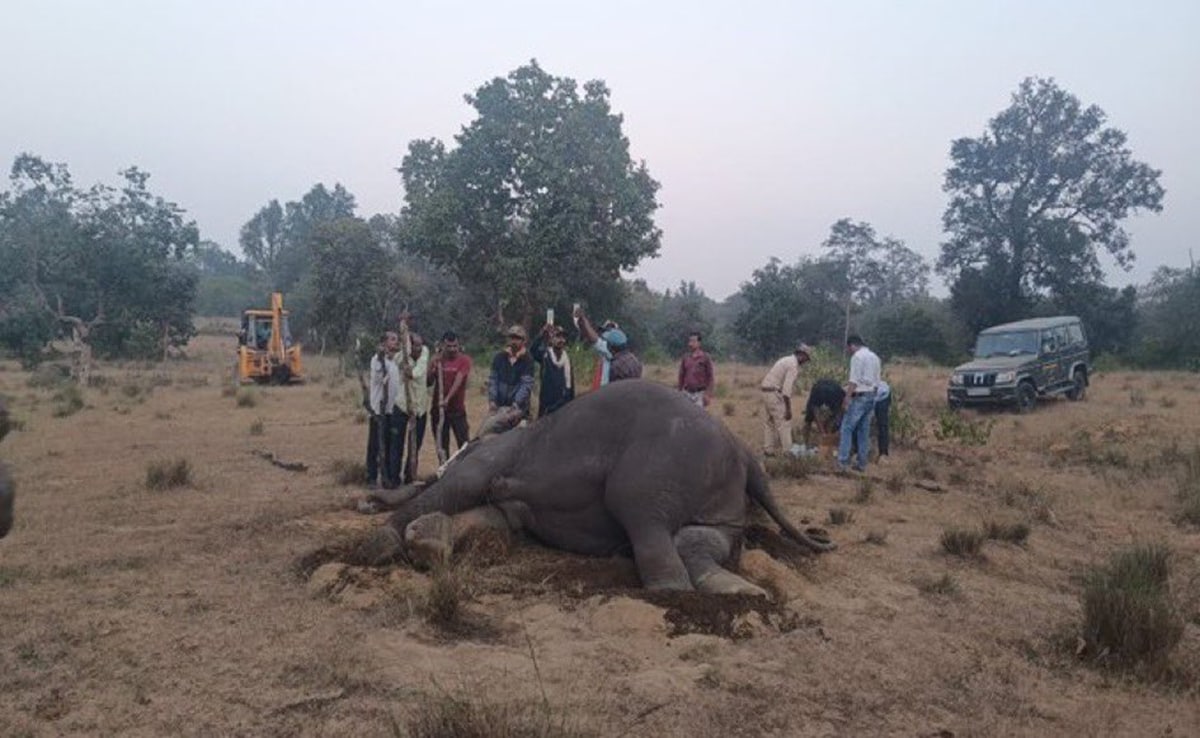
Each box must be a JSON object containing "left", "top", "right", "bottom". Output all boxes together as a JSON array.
[
  {"left": 759, "top": 343, "right": 813, "bottom": 456},
  {"left": 838, "top": 335, "right": 882, "bottom": 472},
  {"left": 366, "top": 331, "right": 401, "bottom": 488},
  {"left": 395, "top": 333, "right": 431, "bottom": 484}
]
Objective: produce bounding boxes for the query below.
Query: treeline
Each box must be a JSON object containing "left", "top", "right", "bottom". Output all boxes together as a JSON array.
[{"left": 2, "top": 64, "right": 1197, "bottom": 374}]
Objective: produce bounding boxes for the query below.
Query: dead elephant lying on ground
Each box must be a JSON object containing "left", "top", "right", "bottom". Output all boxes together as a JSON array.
[{"left": 360, "top": 380, "right": 834, "bottom": 595}]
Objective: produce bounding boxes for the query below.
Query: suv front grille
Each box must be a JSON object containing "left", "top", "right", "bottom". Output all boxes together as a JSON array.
[{"left": 963, "top": 372, "right": 996, "bottom": 387}]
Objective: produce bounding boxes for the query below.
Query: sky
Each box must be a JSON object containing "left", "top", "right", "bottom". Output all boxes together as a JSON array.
[{"left": 2, "top": 0, "right": 1197, "bottom": 300}]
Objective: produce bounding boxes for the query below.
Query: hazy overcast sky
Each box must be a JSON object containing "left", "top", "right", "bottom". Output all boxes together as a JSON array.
[{"left": 3, "top": 1, "right": 1196, "bottom": 299}]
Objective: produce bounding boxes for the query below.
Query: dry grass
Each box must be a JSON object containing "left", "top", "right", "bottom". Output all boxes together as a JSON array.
[
  {"left": 983, "top": 520, "right": 1031, "bottom": 545},
  {"left": 144, "top": 458, "right": 192, "bottom": 490},
  {"left": 916, "top": 573, "right": 961, "bottom": 597},
  {"left": 941, "top": 527, "right": 985, "bottom": 558},
  {"left": 827, "top": 507, "right": 854, "bottom": 526},
  {"left": 329, "top": 458, "right": 367, "bottom": 486},
  {"left": 400, "top": 692, "right": 591, "bottom": 738}
]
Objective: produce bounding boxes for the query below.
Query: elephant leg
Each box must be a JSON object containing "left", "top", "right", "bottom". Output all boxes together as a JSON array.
[
  {"left": 405, "top": 505, "right": 519, "bottom": 568},
  {"left": 624, "top": 524, "right": 692, "bottom": 591},
  {"left": 675, "top": 526, "right": 768, "bottom": 598},
  {"left": 0, "top": 462, "right": 13, "bottom": 539}
]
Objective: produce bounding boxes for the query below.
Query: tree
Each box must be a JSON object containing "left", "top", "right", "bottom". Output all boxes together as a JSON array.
[
  {"left": 733, "top": 258, "right": 844, "bottom": 361},
  {"left": 0, "top": 155, "right": 200, "bottom": 376},
  {"left": 239, "top": 184, "right": 356, "bottom": 292},
  {"left": 307, "top": 217, "right": 388, "bottom": 354},
  {"left": 1134, "top": 265, "right": 1200, "bottom": 369},
  {"left": 821, "top": 218, "right": 930, "bottom": 343},
  {"left": 939, "top": 77, "right": 1165, "bottom": 323},
  {"left": 399, "top": 60, "right": 661, "bottom": 329},
  {"left": 658, "top": 281, "right": 716, "bottom": 356}
]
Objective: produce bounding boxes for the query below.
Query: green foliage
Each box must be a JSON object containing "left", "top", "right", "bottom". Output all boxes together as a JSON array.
[
  {"left": 734, "top": 257, "right": 844, "bottom": 361},
  {"left": 886, "top": 387, "right": 921, "bottom": 449},
  {"left": 939, "top": 78, "right": 1164, "bottom": 333},
  {"left": 307, "top": 217, "right": 388, "bottom": 353},
  {"left": 399, "top": 60, "right": 661, "bottom": 330},
  {"left": 934, "top": 409, "right": 993, "bottom": 446},
  {"left": 145, "top": 458, "right": 192, "bottom": 490},
  {"left": 1081, "top": 545, "right": 1183, "bottom": 672},
  {"left": 1133, "top": 266, "right": 1200, "bottom": 370},
  {"left": 239, "top": 184, "right": 356, "bottom": 293},
  {"left": 862, "top": 298, "right": 969, "bottom": 365},
  {"left": 822, "top": 218, "right": 930, "bottom": 308}
]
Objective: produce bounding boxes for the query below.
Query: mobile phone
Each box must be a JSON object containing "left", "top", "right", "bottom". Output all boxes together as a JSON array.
[{"left": 546, "top": 308, "right": 554, "bottom": 326}]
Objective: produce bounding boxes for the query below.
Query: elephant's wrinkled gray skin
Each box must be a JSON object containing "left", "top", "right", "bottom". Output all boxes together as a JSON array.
[
  {"left": 372, "top": 380, "right": 834, "bottom": 594},
  {"left": 1, "top": 398, "right": 15, "bottom": 539}
]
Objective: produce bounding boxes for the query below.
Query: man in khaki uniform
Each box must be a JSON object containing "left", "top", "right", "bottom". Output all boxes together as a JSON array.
[{"left": 759, "top": 343, "right": 813, "bottom": 456}]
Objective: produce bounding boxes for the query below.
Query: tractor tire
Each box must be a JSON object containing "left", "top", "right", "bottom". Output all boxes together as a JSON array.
[{"left": 269, "top": 364, "right": 293, "bottom": 385}]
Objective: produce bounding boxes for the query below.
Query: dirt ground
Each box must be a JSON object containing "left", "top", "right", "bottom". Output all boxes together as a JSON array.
[{"left": 1, "top": 330, "right": 1198, "bottom": 737}]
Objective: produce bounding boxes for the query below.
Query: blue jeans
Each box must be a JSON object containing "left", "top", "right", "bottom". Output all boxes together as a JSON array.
[{"left": 838, "top": 394, "right": 875, "bottom": 470}]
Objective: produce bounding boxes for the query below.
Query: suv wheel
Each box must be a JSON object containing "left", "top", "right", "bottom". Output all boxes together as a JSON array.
[
  {"left": 1067, "top": 370, "right": 1087, "bottom": 401},
  {"left": 1016, "top": 382, "right": 1037, "bottom": 413}
]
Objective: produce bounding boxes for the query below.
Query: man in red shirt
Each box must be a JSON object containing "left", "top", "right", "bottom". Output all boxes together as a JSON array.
[
  {"left": 677, "top": 331, "right": 715, "bottom": 408},
  {"left": 429, "top": 331, "right": 472, "bottom": 460}
]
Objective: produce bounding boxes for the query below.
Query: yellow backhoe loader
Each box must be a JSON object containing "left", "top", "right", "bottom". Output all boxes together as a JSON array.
[{"left": 236, "top": 292, "right": 303, "bottom": 384}]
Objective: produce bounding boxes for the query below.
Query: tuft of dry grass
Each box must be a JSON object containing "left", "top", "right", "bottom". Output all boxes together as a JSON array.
[
  {"left": 941, "top": 527, "right": 985, "bottom": 558},
  {"left": 145, "top": 458, "right": 192, "bottom": 491},
  {"left": 916, "top": 573, "right": 961, "bottom": 597},
  {"left": 884, "top": 470, "right": 906, "bottom": 493},
  {"left": 983, "top": 520, "right": 1031, "bottom": 545},
  {"left": 249, "top": 418, "right": 265, "bottom": 436},
  {"left": 1080, "top": 544, "right": 1183, "bottom": 676},
  {"left": 905, "top": 452, "right": 938, "bottom": 482},
  {"left": 235, "top": 388, "right": 258, "bottom": 407},
  {"left": 863, "top": 529, "right": 888, "bottom": 546},
  {"left": 764, "top": 454, "right": 819, "bottom": 480},
  {"left": 329, "top": 459, "right": 367, "bottom": 486},
  {"left": 399, "top": 692, "right": 591, "bottom": 738},
  {"left": 827, "top": 507, "right": 854, "bottom": 525},
  {"left": 51, "top": 385, "right": 84, "bottom": 417},
  {"left": 853, "top": 477, "right": 874, "bottom": 504},
  {"left": 424, "top": 564, "right": 467, "bottom": 628},
  {"left": 722, "top": 401, "right": 736, "bottom": 417}
]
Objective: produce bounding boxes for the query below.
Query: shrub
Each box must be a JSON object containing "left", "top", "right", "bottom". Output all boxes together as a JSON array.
[
  {"left": 827, "top": 507, "right": 854, "bottom": 525},
  {"left": 887, "top": 389, "right": 922, "bottom": 448},
  {"left": 424, "top": 564, "right": 465, "bottom": 627},
  {"left": 934, "top": 409, "right": 993, "bottom": 446},
  {"left": 145, "top": 458, "right": 192, "bottom": 490},
  {"left": 249, "top": 418, "right": 265, "bottom": 436},
  {"left": 940, "top": 527, "right": 984, "bottom": 557},
  {"left": 1080, "top": 544, "right": 1183, "bottom": 673},
  {"left": 983, "top": 520, "right": 1030, "bottom": 545}
]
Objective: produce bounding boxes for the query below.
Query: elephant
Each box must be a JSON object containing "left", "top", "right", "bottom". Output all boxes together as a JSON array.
[
  {"left": 1, "top": 398, "right": 14, "bottom": 539},
  {"left": 362, "top": 380, "right": 834, "bottom": 594}
]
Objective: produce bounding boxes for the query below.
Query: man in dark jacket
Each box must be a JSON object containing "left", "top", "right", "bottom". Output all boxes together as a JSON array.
[
  {"left": 802, "top": 377, "right": 845, "bottom": 448},
  {"left": 531, "top": 323, "right": 575, "bottom": 417},
  {"left": 479, "top": 325, "right": 535, "bottom": 437}
]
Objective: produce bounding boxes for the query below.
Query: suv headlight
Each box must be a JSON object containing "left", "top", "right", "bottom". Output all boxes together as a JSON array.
[
  {"left": 949, "top": 374, "right": 964, "bottom": 386},
  {"left": 994, "top": 371, "right": 1016, "bottom": 384}
]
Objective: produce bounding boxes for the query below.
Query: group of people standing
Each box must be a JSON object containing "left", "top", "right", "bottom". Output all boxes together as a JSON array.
[{"left": 760, "top": 334, "right": 890, "bottom": 473}]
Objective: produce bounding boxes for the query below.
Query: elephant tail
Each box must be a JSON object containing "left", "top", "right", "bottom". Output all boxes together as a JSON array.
[{"left": 745, "top": 454, "right": 835, "bottom": 554}]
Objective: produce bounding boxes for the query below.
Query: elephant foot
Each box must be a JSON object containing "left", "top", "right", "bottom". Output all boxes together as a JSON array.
[
  {"left": 355, "top": 525, "right": 403, "bottom": 566},
  {"left": 0, "top": 463, "right": 13, "bottom": 539},
  {"left": 404, "top": 512, "right": 454, "bottom": 569},
  {"left": 695, "top": 568, "right": 769, "bottom": 598},
  {"left": 367, "top": 483, "right": 423, "bottom": 511}
]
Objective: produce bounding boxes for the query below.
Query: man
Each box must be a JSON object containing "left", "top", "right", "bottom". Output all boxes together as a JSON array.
[
  {"left": 838, "top": 334, "right": 883, "bottom": 473},
  {"left": 365, "top": 331, "right": 401, "bottom": 488},
  {"left": 429, "top": 331, "right": 472, "bottom": 459},
  {"left": 480, "top": 325, "right": 535, "bottom": 436},
  {"left": 759, "top": 343, "right": 813, "bottom": 456},
  {"left": 874, "top": 379, "right": 892, "bottom": 462},
  {"left": 394, "top": 332, "right": 430, "bottom": 483},
  {"left": 802, "top": 377, "right": 845, "bottom": 448},
  {"left": 574, "top": 307, "right": 642, "bottom": 387},
  {"left": 530, "top": 323, "right": 575, "bottom": 417},
  {"left": 677, "top": 331, "right": 715, "bottom": 408}
]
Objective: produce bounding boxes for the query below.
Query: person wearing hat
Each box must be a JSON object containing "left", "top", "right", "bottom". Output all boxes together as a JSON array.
[
  {"left": 531, "top": 322, "right": 575, "bottom": 417},
  {"left": 758, "top": 342, "right": 814, "bottom": 456},
  {"left": 573, "top": 306, "right": 642, "bottom": 389},
  {"left": 480, "top": 324, "right": 536, "bottom": 437}
]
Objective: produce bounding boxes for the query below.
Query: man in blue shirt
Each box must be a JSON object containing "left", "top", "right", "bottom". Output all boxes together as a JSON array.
[{"left": 479, "top": 325, "right": 535, "bottom": 437}]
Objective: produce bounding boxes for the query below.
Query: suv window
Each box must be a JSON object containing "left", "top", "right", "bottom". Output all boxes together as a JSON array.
[
  {"left": 1052, "top": 325, "right": 1069, "bottom": 351},
  {"left": 1066, "top": 322, "right": 1084, "bottom": 346},
  {"left": 1040, "top": 330, "right": 1057, "bottom": 355}
]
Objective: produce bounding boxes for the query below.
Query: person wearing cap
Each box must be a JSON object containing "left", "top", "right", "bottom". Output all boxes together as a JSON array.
[
  {"left": 759, "top": 343, "right": 813, "bottom": 456},
  {"left": 531, "top": 322, "right": 575, "bottom": 417},
  {"left": 838, "top": 334, "right": 883, "bottom": 472},
  {"left": 480, "top": 325, "right": 536, "bottom": 437},
  {"left": 573, "top": 306, "right": 642, "bottom": 389}
]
